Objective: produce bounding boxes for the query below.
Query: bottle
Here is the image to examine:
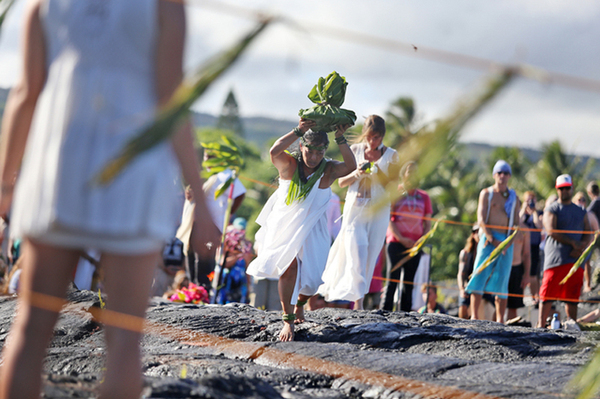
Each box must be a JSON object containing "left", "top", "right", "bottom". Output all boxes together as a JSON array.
[{"left": 550, "top": 313, "right": 561, "bottom": 330}]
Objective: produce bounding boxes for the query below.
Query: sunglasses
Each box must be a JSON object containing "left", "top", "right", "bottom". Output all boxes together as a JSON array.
[
  {"left": 558, "top": 186, "right": 571, "bottom": 191},
  {"left": 496, "top": 171, "right": 510, "bottom": 176}
]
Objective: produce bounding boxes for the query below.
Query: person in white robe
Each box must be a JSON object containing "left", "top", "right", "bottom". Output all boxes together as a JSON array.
[
  {"left": 319, "top": 115, "right": 398, "bottom": 310},
  {"left": 247, "top": 119, "right": 356, "bottom": 341}
]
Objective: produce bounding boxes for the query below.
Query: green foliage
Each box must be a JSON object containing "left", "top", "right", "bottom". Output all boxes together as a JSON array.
[
  {"left": 422, "top": 147, "right": 487, "bottom": 280},
  {"left": 298, "top": 71, "right": 357, "bottom": 132},
  {"left": 529, "top": 140, "right": 595, "bottom": 199},
  {"left": 200, "top": 135, "right": 244, "bottom": 198}
]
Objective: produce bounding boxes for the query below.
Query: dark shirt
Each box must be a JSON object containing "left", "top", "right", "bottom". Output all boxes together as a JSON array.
[
  {"left": 522, "top": 212, "right": 542, "bottom": 246},
  {"left": 588, "top": 198, "right": 600, "bottom": 224},
  {"left": 544, "top": 202, "right": 586, "bottom": 270}
]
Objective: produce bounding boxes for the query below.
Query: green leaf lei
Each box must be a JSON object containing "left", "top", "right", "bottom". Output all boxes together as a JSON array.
[{"left": 285, "top": 157, "right": 327, "bottom": 205}]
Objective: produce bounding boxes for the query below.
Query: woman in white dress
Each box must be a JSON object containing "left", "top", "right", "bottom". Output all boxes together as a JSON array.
[
  {"left": 247, "top": 119, "right": 356, "bottom": 341},
  {"left": 320, "top": 115, "right": 398, "bottom": 310},
  {"left": 0, "top": 1, "right": 219, "bottom": 398}
]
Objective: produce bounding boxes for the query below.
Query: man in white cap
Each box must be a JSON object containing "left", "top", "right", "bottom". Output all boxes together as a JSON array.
[
  {"left": 466, "top": 160, "right": 520, "bottom": 322},
  {"left": 537, "top": 174, "right": 592, "bottom": 327}
]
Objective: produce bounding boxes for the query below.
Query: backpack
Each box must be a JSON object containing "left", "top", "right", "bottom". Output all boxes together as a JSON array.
[{"left": 163, "top": 238, "right": 185, "bottom": 266}]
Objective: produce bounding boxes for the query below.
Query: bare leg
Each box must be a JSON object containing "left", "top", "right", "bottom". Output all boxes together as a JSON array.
[
  {"left": 458, "top": 305, "right": 469, "bottom": 319},
  {"left": 537, "top": 301, "right": 554, "bottom": 328},
  {"left": 506, "top": 308, "right": 518, "bottom": 321},
  {"left": 0, "top": 240, "right": 80, "bottom": 399},
  {"left": 294, "top": 294, "right": 311, "bottom": 323},
  {"left": 278, "top": 259, "right": 298, "bottom": 341},
  {"left": 354, "top": 297, "right": 364, "bottom": 310},
  {"left": 97, "top": 251, "right": 160, "bottom": 399},
  {"left": 470, "top": 293, "right": 482, "bottom": 320},
  {"left": 564, "top": 302, "right": 579, "bottom": 321},
  {"left": 529, "top": 277, "right": 540, "bottom": 303},
  {"left": 495, "top": 297, "right": 507, "bottom": 324}
]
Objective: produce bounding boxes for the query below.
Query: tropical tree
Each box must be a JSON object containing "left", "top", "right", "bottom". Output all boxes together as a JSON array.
[
  {"left": 217, "top": 88, "right": 244, "bottom": 137},
  {"left": 528, "top": 140, "right": 595, "bottom": 200},
  {"left": 422, "top": 146, "right": 487, "bottom": 280},
  {"left": 385, "top": 97, "right": 420, "bottom": 148}
]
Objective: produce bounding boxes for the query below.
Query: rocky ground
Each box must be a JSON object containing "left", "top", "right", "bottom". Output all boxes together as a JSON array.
[{"left": 1, "top": 290, "right": 599, "bottom": 399}]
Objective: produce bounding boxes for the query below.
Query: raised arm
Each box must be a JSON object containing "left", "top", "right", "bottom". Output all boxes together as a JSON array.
[
  {"left": 327, "top": 124, "right": 356, "bottom": 181},
  {"left": 156, "top": 1, "right": 219, "bottom": 256},
  {"left": 0, "top": 0, "right": 46, "bottom": 216},
  {"left": 476, "top": 189, "right": 496, "bottom": 247},
  {"left": 269, "top": 119, "right": 315, "bottom": 178}
]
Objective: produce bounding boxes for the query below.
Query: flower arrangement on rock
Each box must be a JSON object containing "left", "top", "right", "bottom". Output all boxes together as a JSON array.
[{"left": 169, "top": 283, "right": 209, "bottom": 304}]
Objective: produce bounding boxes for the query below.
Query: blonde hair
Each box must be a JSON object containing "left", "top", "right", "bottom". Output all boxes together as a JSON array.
[
  {"left": 356, "top": 115, "right": 386, "bottom": 143},
  {"left": 573, "top": 191, "right": 587, "bottom": 204}
]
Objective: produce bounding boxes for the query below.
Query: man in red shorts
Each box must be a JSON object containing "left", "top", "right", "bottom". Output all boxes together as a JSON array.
[{"left": 537, "top": 174, "right": 592, "bottom": 327}]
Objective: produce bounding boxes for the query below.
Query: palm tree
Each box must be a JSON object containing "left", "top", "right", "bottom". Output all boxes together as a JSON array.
[{"left": 529, "top": 140, "right": 595, "bottom": 199}]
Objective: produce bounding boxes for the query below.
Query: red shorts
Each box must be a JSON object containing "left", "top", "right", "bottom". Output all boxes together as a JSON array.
[{"left": 539, "top": 263, "right": 584, "bottom": 303}]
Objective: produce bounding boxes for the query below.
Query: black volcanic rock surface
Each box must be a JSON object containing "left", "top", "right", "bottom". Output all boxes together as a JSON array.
[{"left": 0, "top": 290, "right": 598, "bottom": 398}]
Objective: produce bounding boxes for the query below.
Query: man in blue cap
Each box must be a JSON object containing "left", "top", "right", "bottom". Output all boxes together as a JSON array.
[{"left": 466, "top": 160, "right": 521, "bottom": 322}]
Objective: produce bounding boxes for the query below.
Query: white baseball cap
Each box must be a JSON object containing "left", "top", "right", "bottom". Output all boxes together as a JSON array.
[{"left": 555, "top": 174, "right": 573, "bottom": 189}]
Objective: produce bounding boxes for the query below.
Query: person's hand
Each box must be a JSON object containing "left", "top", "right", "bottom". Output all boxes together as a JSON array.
[
  {"left": 190, "top": 215, "right": 221, "bottom": 261},
  {"left": 298, "top": 118, "right": 316, "bottom": 134},
  {"left": 334, "top": 123, "right": 351, "bottom": 138},
  {"left": 570, "top": 241, "right": 586, "bottom": 258},
  {"left": 459, "top": 288, "right": 469, "bottom": 299},
  {"left": 402, "top": 237, "right": 416, "bottom": 248}
]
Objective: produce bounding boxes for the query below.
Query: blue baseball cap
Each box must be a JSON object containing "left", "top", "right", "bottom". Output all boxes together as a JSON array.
[{"left": 492, "top": 160, "right": 512, "bottom": 175}]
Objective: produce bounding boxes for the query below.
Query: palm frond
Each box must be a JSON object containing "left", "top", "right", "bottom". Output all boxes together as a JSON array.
[
  {"left": 568, "top": 345, "right": 600, "bottom": 399},
  {"left": 560, "top": 233, "right": 598, "bottom": 285},
  {"left": 94, "top": 19, "right": 270, "bottom": 184},
  {"left": 404, "top": 219, "right": 440, "bottom": 258},
  {"left": 369, "top": 68, "right": 516, "bottom": 213},
  {"left": 0, "top": 0, "right": 15, "bottom": 33}
]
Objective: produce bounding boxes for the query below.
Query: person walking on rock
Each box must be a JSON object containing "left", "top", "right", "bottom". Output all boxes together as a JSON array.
[
  {"left": 466, "top": 160, "right": 520, "bottom": 322},
  {"left": 537, "top": 174, "right": 592, "bottom": 327},
  {"left": 247, "top": 119, "right": 356, "bottom": 341},
  {"left": 319, "top": 115, "right": 398, "bottom": 310},
  {"left": 0, "top": 2, "right": 220, "bottom": 398}
]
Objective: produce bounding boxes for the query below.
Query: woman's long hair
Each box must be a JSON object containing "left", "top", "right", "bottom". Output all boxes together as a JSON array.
[{"left": 355, "top": 114, "right": 386, "bottom": 143}]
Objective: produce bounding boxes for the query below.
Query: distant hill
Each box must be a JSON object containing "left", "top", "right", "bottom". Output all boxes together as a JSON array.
[{"left": 1, "top": 86, "right": 598, "bottom": 174}]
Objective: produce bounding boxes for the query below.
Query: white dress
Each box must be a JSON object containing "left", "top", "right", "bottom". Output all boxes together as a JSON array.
[
  {"left": 247, "top": 177, "right": 331, "bottom": 305},
  {"left": 319, "top": 144, "right": 398, "bottom": 302},
  {"left": 10, "top": 0, "right": 181, "bottom": 253}
]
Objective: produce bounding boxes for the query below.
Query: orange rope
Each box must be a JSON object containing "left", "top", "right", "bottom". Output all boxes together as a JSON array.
[{"left": 371, "top": 276, "right": 600, "bottom": 304}]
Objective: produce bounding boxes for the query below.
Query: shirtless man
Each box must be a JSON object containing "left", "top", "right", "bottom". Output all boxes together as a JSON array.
[
  {"left": 247, "top": 119, "right": 356, "bottom": 341},
  {"left": 499, "top": 224, "right": 530, "bottom": 323},
  {"left": 465, "top": 160, "right": 521, "bottom": 322}
]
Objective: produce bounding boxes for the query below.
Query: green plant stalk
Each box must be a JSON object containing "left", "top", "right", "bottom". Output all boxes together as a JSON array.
[
  {"left": 0, "top": 0, "right": 15, "bottom": 34},
  {"left": 560, "top": 232, "right": 598, "bottom": 285},
  {"left": 568, "top": 345, "right": 600, "bottom": 399},
  {"left": 95, "top": 19, "right": 270, "bottom": 184},
  {"left": 471, "top": 227, "right": 519, "bottom": 277},
  {"left": 369, "top": 68, "right": 516, "bottom": 214}
]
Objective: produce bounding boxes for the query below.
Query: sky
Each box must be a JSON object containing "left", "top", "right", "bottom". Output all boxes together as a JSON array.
[{"left": 1, "top": 0, "right": 600, "bottom": 156}]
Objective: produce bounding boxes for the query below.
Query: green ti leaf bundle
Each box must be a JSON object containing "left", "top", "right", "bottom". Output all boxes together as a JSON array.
[{"left": 298, "top": 71, "right": 357, "bottom": 133}]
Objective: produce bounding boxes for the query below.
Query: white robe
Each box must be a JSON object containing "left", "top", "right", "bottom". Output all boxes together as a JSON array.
[
  {"left": 247, "top": 177, "right": 331, "bottom": 305},
  {"left": 319, "top": 144, "right": 398, "bottom": 302}
]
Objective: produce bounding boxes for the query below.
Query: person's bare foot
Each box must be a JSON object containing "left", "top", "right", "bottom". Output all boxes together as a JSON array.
[
  {"left": 294, "top": 304, "right": 305, "bottom": 324},
  {"left": 279, "top": 321, "right": 294, "bottom": 341}
]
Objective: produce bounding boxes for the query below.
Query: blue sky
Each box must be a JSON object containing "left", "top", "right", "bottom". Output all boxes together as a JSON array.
[{"left": 2, "top": 0, "right": 600, "bottom": 155}]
